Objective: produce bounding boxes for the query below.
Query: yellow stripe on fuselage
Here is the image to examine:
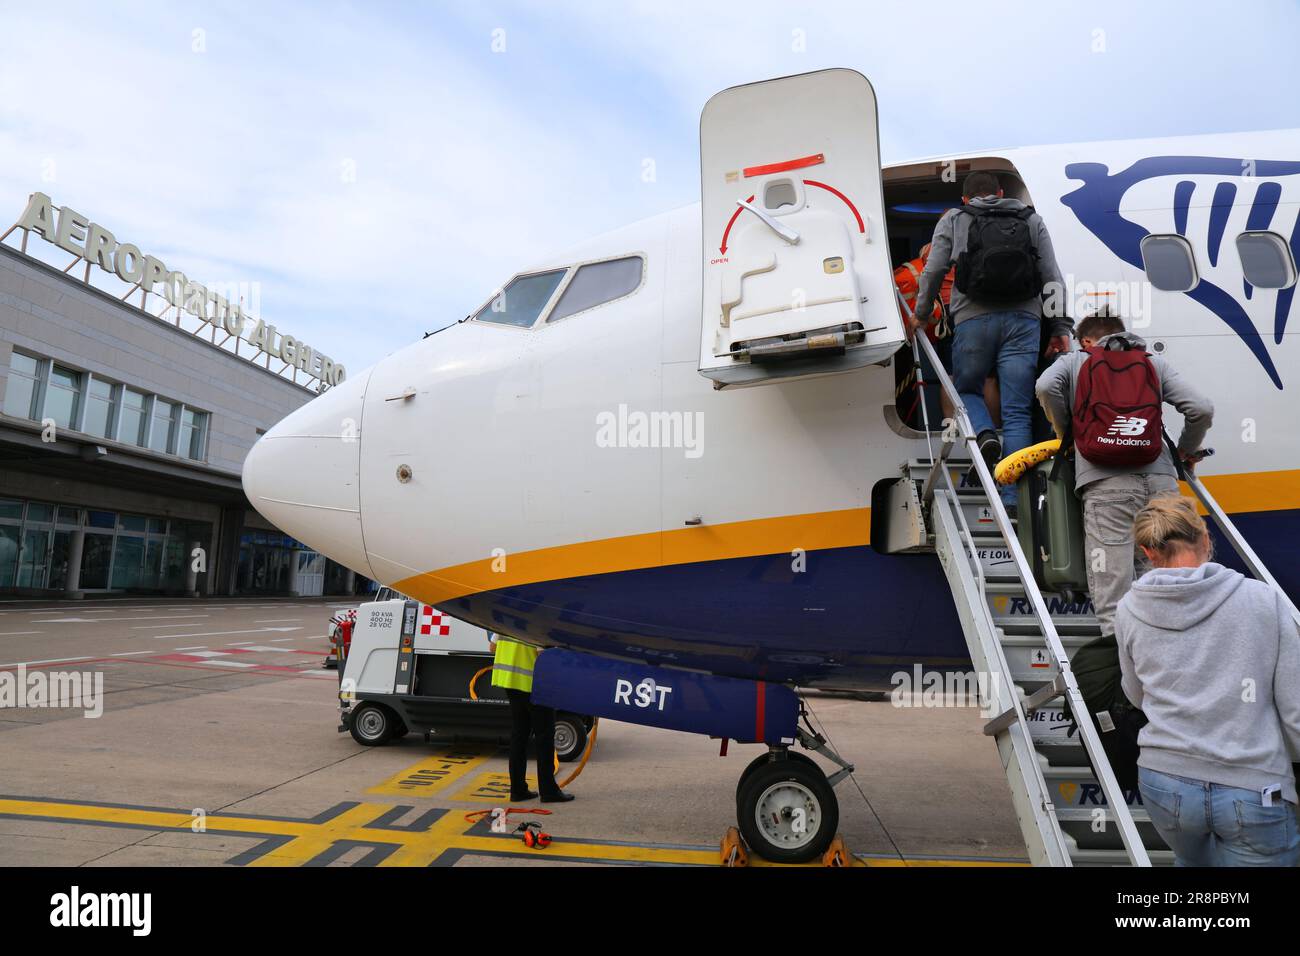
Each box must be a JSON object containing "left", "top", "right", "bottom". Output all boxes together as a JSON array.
[
  {"left": 394, "top": 469, "right": 1299, "bottom": 604},
  {"left": 395, "top": 507, "right": 870, "bottom": 604},
  {"left": 1188, "top": 468, "right": 1300, "bottom": 515}
]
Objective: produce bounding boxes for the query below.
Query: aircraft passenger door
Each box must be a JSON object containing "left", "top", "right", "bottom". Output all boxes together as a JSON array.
[{"left": 699, "top": 69, "right": 905, "bottom": 388}]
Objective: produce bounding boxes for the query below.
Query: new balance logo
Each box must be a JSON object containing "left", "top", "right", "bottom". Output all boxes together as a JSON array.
[{"left": 1106, "top": 416, "right": 1149, "bottom": 436}]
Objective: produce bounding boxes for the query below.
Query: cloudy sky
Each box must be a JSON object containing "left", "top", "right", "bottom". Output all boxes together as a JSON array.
[{"left": 3, "top": 0, "right": 1299, "bottom": 374}]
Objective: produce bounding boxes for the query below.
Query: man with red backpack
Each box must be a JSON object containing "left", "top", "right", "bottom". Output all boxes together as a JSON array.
[{"left": 1035, "top": 311, "right": 1215, "bottom": 637}]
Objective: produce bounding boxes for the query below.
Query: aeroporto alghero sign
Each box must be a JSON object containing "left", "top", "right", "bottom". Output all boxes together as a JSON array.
[{"left": 9, "top": 192, "right": 344, "bottom": 387}]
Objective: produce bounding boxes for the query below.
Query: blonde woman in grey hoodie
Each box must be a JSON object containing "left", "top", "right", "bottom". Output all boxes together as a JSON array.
[{"left": 1116, "top": 496, "right": 1300, "bottom": 866}]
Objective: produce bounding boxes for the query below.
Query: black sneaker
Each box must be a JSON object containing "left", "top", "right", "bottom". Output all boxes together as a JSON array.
[
  {"left": 968, "top": 429, "right": 1002, "bottom": 485},
  {"left": 540, "top": 790, "right": 575, "bottom": 804},
  {"left": 510, "top": 789, "right": 538, "bottom": 802}
]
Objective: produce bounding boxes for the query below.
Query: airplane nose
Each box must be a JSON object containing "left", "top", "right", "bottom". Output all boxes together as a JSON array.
[{"left": 242, "top": 368, "right": 375, "bottom": 579}]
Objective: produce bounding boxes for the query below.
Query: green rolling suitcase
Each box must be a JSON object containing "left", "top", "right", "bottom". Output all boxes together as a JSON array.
[{"left": 1016, "top": 454, "right": 1088, "bottom": 600}]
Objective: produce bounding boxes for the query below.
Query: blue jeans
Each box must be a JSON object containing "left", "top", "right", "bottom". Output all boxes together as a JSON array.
[
  {"left": 952, "top": 311, "right": 1039, "bottom": 506},
  {"left": 1139, "top": 767, "right": 1300, "bottom": 866}
]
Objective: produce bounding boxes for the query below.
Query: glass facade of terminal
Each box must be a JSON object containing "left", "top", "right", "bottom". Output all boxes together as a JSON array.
[
  {"left": 0, "top": 496, "right": 212, "bottom": 593},
  {"left": 0, "top": 494, "right": 349, "bottom": 595},
  {"left": 235, "top": 530, "right": 326, "bottom": 595}
]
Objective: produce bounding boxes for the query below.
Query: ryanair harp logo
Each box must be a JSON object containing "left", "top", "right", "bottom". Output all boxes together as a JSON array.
[{"left": 1062, "top": 155, "right": 1300, "bottom": 390}]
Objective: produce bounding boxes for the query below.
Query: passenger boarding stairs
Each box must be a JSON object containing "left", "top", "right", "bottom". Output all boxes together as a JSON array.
[{"left": 899, "top": 329, "right": 1300, "bottom": 867}]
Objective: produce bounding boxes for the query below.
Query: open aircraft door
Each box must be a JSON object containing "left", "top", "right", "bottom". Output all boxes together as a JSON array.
[{"left": 699, "top": 69, "right": 905, "bottom": 388}]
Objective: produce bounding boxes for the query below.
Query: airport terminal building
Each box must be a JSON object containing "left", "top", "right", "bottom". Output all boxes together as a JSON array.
[{"left": 0, "top": 191, "right": 364, "bottom": 598}]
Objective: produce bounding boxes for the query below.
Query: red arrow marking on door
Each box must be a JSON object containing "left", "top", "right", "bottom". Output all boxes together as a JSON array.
[
  {"left": 803, "top": 179, "right": 864, "bottom": 233},
  {"left": 719, "top": 194, "right": 756, "bottom": 254}
]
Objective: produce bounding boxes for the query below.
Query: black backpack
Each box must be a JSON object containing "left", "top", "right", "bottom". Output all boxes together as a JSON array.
[
  {"left": 1062, "top": 634, "right": 1148, "bottom": 793},
  {"left": 954, "top": 205, "right": 1043, "bottom": 303}
]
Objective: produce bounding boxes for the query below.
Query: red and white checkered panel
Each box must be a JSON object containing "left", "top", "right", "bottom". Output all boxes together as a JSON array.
[{"left": 418, "top": 604, "right": 451, "bottom": 637}]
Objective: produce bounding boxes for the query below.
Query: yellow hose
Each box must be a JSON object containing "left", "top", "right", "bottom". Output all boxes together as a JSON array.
[
  {"left": 468, "top": 665, "right": 599, "bottom": 787},
  {"left": 557, "top": 718, "right": 598, "bottom": 789}
]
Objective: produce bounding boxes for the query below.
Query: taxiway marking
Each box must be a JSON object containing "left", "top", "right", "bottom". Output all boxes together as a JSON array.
[{"left": 367, "top": 748, "right": 492, "bottom": 797}]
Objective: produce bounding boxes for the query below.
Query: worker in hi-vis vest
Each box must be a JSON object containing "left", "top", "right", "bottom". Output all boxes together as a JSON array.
[{"left": 490, "top": 634, "right": 573, "bottom": 803}]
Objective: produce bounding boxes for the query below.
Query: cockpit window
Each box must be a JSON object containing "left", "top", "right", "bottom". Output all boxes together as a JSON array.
[
  {"left": 473, "top": 269, "right": 567, "bottom": 327},
  {"left": 547, "top": 256, "right": 644, "bottom": 323}
]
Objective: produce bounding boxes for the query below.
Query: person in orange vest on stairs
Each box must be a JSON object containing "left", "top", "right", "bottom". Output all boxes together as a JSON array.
[
  {"left": 895, "top": 242, "right": 953, "bottom": 332},
  {"left": 895, "top": 242, "right": 1001, "bottom": 427},
  {"left": 491, "top": 633, "right": 574, "bottom": 804}
]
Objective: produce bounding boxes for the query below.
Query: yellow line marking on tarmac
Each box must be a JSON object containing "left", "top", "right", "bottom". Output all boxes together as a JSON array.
[
  {"left": 245, "top": 802, "right": 400, "bottom": 867},
  {"left": 0, "top": 798, "right": 298, "bottom": 838},
  {"left": 455, "top": 771, "right": 533, "bottom": 803},
  {"left": 366, "top": 746, "right": 492, "bottom": 796},
  {"left": 433, "top": 832, "right": 721, "bottom": 866},
  {"left": 861, "top": 857, "right": 1028, "bottom": 867},
  {"left": 0, "top": 795, "right": 1022, "bottom": 866}
]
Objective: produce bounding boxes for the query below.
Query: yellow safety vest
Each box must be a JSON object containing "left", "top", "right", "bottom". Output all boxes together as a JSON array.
[{"left": 491, "top": 638, "right": 539, "bottom": 693}]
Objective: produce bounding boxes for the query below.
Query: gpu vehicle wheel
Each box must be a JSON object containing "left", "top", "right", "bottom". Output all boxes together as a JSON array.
[
  {"left": 554, "top": 715, "right": 588, "bottom": 762},
  {"left": 737, "top": 758, "right": 838, "bottom": 864},
  {"left": 349, "top": 703, "right": 395, "bottom": 746}
]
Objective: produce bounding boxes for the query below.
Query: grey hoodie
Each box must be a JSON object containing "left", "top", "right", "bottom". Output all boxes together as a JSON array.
[
  {"left": 1035, "top": 331, "right": 1215, "bottom": 490},
  {"left": 913, "top": 195, "right": 1070, "bottom": 336},
  {"left": 1116, "top": 562, "right": 1300, "bottom": 803}
]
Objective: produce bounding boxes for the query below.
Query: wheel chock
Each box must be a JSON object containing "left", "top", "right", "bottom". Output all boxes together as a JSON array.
[
  {"left": 720, "top": 826, "right": 749, "bottom": 867},
  {"left": 822, "top": 833, "right": 849, "bottom": 867}
]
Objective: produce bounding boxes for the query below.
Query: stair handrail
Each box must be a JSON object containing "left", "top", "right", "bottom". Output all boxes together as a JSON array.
[{"left": 904, "top": 307, "right": 1151, "bottom": 866}]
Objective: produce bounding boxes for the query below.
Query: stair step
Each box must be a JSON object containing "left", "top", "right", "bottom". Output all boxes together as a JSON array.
[
  {"left": 1055, "top": 807, "right": 1153, "bottom": 825},
  {"left": 983, "top": 572, "right": 1023, "bottom": 585},
  {"left": 999, "top": 631, "right": 1093, "bottom": 648},
  {"left": 991, "top": 616, "right": 1100, "bottom": 635},
  {"left": 996, "top": 620, "right": 1103, "bottom": 638},
  {"left": 984, "top": 581, "right": 1032, "bottom": 594},
  {"left": 1069, "top": 846, "right": 1176, "bottom": 866}
]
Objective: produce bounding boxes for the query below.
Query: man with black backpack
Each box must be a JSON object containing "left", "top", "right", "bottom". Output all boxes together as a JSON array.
[{"left": 912, "top": 171, "right": 1070, "bottom": 512}]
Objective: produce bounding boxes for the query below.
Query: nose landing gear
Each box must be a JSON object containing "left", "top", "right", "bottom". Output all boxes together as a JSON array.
[{"left": 733, "top": 724, "right": 855, "bottom": 864}]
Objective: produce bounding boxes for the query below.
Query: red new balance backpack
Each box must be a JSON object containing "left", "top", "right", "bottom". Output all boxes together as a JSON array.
[{"left": 1071, "top": 342, "right": 1163, "bottom": 467}]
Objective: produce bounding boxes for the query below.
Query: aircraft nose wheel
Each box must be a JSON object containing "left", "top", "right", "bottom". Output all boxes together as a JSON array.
[{"left": 736, "top": 755, "right": 839, "bottom": 864}]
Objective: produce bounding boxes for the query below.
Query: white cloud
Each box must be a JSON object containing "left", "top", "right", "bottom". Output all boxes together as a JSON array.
[{"left": 0, "top": 2, "right": 663, "bottom": 370}]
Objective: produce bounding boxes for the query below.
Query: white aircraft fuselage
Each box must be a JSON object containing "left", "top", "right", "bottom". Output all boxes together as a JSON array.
[{"left": 243, "top": 114, "right": 1300, "bottom": 692}]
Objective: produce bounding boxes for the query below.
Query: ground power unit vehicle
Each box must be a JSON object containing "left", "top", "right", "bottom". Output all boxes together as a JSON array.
[{"left": 337, "top": 596, "right": 592, "bottom": 761}]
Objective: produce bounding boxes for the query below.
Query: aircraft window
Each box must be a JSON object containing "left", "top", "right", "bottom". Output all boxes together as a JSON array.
[
  {"left": 547, "top": 256, "right": 644, "bottom": 323},
  {"left": 1140, "top": 234, "right": 1199, "bottom": 292},
  {"left": 1236, "top": 231, "right": 1297, "bottom": 289},
  {"left": 473, "top": 269, "right": 567, "bottom": 327}
]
